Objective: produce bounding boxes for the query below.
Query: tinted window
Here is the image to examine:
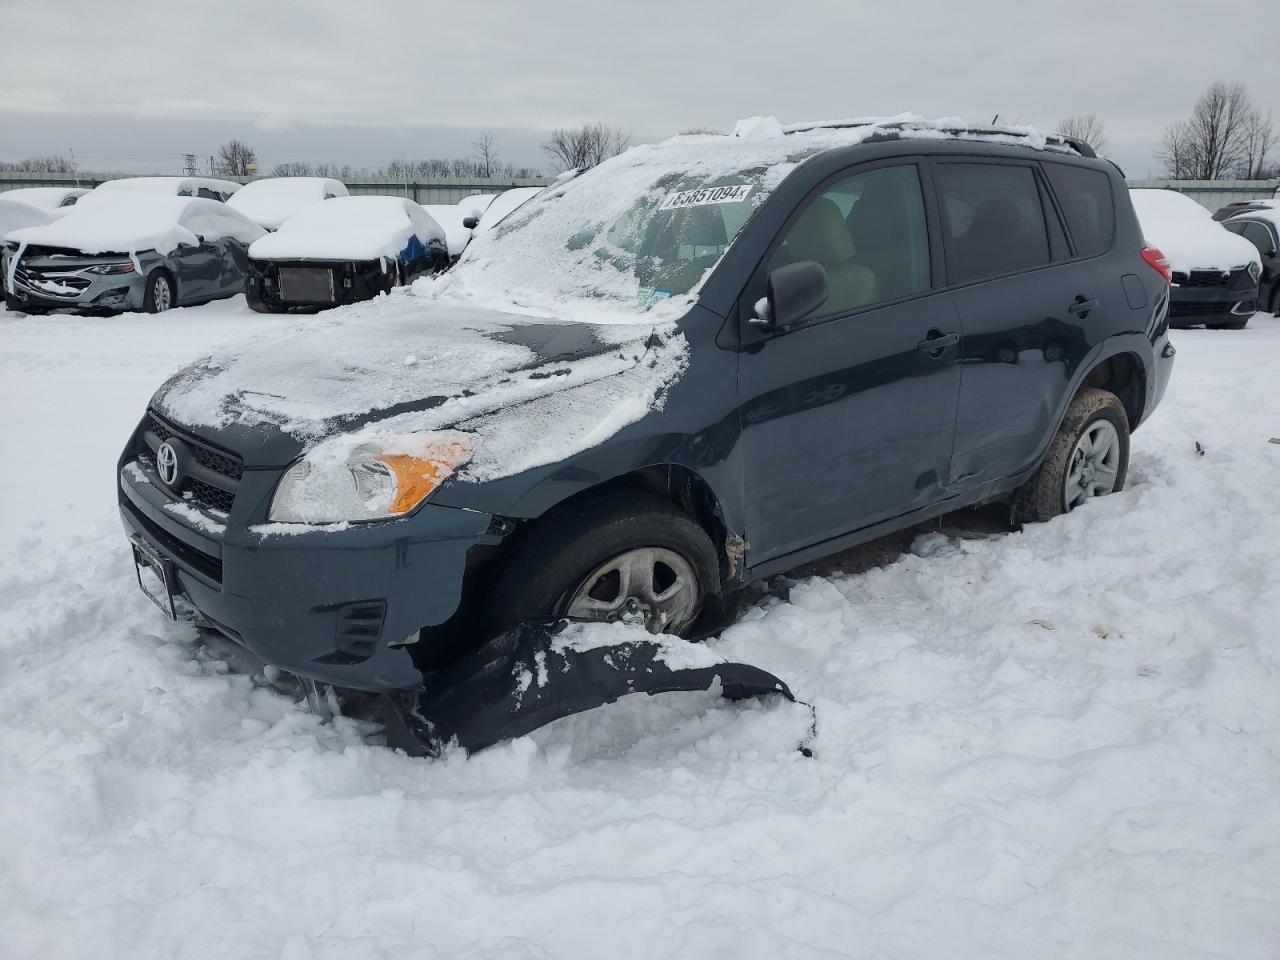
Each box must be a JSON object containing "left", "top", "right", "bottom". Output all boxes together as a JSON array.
[
  {"left": 1240, "top": 221, "right": 1277, "bottom": 255},
  {"left": 935, "top": 163, "right": 1050, "bottom": 283},
  {"left": 1045, "top": 163, "right": 1115, "bottom": 257},
  {"left": 769, "top": 164, "right": 930, "bottom": 318},
  {"left": 197, "top": 188, "right": 221, "bottom": 200}
]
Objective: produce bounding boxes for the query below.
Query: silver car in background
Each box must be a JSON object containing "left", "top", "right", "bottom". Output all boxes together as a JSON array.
[{"left": 3, "top": 195, "right": 263, "bottom": 314}]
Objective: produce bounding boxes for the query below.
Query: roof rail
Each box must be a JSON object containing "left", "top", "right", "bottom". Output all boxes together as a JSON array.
[{"left": 781, "top": 118, "right": 1096, "bottom": 159}]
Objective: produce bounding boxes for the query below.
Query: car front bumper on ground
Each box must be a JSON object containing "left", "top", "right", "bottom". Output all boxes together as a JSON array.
[{"left": 117, "top": 432, "right": 497, "bottom": 691}]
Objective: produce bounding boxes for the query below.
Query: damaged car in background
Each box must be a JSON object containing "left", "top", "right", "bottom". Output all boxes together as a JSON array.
[
  {"left": 4, "top": 195, "right": 264, "bottom": 314},
  {"left": 116, "top": 116, "right": 1173, "bottom": 756},
  {"left": 244, "top": 195, "right": 448, "bottom": 313}
]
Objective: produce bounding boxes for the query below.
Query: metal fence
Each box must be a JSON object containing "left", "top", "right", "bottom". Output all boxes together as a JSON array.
[
  {"left": 2, "top": 170, "right": 1275, "bottom": 211},
  {"left": 0, "top": 171, "right": 551, "bottom": 205}
]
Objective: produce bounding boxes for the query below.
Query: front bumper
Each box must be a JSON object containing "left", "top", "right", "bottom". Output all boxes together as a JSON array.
[
  {"left": 7, "top": 268, "right": 146, "bottom": 312},
  {"left": 118, "top": 448, "right": 496, "bottom": 691},
  {"left": 1167, "top": 278, "right": 1258, "bottom": 326}
]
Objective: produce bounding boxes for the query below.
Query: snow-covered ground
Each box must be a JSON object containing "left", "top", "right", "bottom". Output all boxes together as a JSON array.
[{"left": 2, "top": 295, "right": 1279, "bottom": 959}]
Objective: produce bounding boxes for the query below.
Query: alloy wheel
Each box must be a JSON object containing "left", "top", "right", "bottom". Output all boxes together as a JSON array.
[
  {"left": 565, "top": 547, "right": 700, "bottom": 634},
  {"left": 1064, "top": 419, "right": 1121, "bottom": 509}
]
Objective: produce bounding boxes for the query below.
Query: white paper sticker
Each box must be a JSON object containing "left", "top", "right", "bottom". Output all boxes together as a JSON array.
[{"left": 659, "top": 184, "right": 753, "bottom": 211}]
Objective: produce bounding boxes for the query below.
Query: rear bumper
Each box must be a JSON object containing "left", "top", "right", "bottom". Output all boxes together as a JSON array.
[{"left": 118, "top": 452, "right": 495, "bottom": 691}]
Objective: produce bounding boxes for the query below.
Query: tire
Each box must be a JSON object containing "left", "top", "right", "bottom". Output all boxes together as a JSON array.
[
  {"left": 1013, "top": 387, "right": 1130, "bottom": 524},
  {"left": 484, "top": 492, "right": 720, "bottom": 638},
  {"left": 246, "top": 290, "right": 283, "bottom": 314},
  {"left": 143, "top": 270, "right": 175, "bottom": 314}
]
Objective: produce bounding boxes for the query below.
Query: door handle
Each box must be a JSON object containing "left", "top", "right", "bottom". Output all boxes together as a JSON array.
[
  {"left": 1068, "top": 296, "right": 1099, "bottom": 316},
  {"left": 918, "top": 330, "right": 959, "bottom": 358}
]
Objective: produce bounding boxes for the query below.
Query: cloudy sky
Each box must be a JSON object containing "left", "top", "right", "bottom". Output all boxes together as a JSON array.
[{"left": 2, "top": 0, "right": 1276, "bottom": 178}]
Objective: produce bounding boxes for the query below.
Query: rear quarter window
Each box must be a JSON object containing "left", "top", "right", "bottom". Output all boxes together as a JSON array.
[{"left": 1045, "top": 163, "right": 1115, "bottom": 258}]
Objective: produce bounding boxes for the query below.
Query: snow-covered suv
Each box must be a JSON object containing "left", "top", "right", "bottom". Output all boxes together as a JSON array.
[{"left": 117, "top": 117, "right": 1174, "bottom": 721}]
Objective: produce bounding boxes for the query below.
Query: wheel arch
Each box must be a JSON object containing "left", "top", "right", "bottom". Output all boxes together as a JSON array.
[{"left": 1076, "top": 349, "right": 1147, "bottom": 430}]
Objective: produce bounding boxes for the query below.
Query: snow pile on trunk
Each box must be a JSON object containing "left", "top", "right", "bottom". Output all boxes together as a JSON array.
[
  {"left": 4, "top": 195, "right": 264, "bottom": 255},
  {"left": 3, "top": 298, "right": 1280, "bottom": 957},
  {"left": 225, "top": 177, "right": 348, "bottom": 230},
  {"left": 249, "top": 196, "right": 443, "bottom": 261},
  {"left": 1130, "top": 188, "right": 1261, "bottom": 274}
]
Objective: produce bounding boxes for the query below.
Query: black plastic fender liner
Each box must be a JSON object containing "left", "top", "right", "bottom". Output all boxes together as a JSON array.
[{"left": 383, "top": 620, "right": 807, "bottom": 758}]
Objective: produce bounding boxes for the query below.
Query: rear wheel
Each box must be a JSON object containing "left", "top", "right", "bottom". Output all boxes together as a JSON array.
[
  {"left": 484, "top": 492, "right": 720, "bottom": 638},
  {"left": 1013, "top": 388, "right": 1130, "bottom": 523},
  {"left": 143, "top": 270, "right": 174, "bottom": 314}
]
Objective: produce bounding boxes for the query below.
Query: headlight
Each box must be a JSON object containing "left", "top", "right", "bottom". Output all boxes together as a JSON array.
[
  {"left": 1247, "top": 261, "right": 1262, "bottom": 283},
  {"left": 85, "top": 261, "right": 136, "bottom": 275},
  {"left": 268, "top": 431, "right": 473, "bottom": 523}
]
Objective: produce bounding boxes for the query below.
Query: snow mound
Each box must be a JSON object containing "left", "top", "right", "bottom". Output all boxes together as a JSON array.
[
  {"left": 226, "top": 177, "right": 348, "bottom": 230},
  {"left": 5, "top": 195, "right": 264, "bottom": 255},
  {"left": 420, "top": 203, "right": 475, "bottom": 257},
  {"left": 475, "top": 187, "right": 543, "bottom": 234},
  {"left": 0, "top": 186, "right": 88, "bottom": 212},
  {"left": 248, "top": 196, "right": 443, "bottom": 261},
  {"left": 0, "top": 199, "right": 55, "bottom": 237},
  {"left": 1130, "top": 189, "right": 1261, "bottom": 275}
]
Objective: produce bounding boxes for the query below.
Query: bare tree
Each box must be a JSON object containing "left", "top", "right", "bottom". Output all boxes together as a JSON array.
[
  {"left": 1237, "top": 109, "right": 1278, "bottom": 179},
  {"left": 215, "top": 139, "right": 257, "bottom": 177},
  {"left": 472, "top": 131, "right": 500, "bottom": 178},
  {"left": 678, "top": 126, "right": 725, "bottom": 136},
  {"left": 1055, "top": 113, "right": 1109, "bottom": 155},
  {"left": 0, "top": 155, "right": 77, "bottom": 173},
  {"left": 1159, "top": 81, "right": 1256, "bottom": 179},
  {"left": 543, "top": 122, "right": 631, "bottom": 172},
  {"left": 270, "top": 161, "right": 314, "bottom": 177}
]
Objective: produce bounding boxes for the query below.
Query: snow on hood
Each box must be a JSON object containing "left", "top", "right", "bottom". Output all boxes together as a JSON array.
[
  {"left": 0, "top": 199, "right": 55, "bottom": 238},
  {"left": 153, "top": 294, "right": 688, "bottom": 479},
  {"left": 249, "top": 196, "right": 443, "bottom": 261},
  {"left": 0, "top": 186, "right": 88, "bottom": 212},
  {"left": 1130, "top": 189, "right": 1261, "bottom": 275},
  {"left": 226, "top": 177, "right": 349, "bottom": 229},
  {"left": 420, "top": 203, "right": 474, "bottom": 257},
  {"left": 4, "top": 195, "right": 264, "bottom": 255}
]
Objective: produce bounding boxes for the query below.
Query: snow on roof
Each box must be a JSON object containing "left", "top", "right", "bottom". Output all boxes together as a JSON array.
[
  {"left": 1129, "top": 189, "right": 1261, "bottom": 275},
  {"left": 248, "top": 195, "right": 444, "bottom": 262},
  {"left": 734, "top": 113, "right": 1088, "bottom": 155},
  {"left": 5, "top": 195, "right": 264, "bottom": 255},
  {"left": 420, "top": 203, "right": 475, "bottom": 257},
  {"left": 226, "top": 177, "right": 349, "bottom": 229},
  {"left": 86, "top": 177, "right": 242, "bottom": 199},
  {"left": 475, "top": 187, "right": 543, "bottom": 234},
  {"left": 0, "top": 187, "right": 88, "bottom": 211},
  {"left": 0, "top": 199, "right": 56, "bottom": 237}
]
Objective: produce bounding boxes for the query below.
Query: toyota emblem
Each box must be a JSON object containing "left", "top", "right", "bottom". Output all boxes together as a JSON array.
[{"left": 156, "top": 441, "right": 180, "bottom": 487}]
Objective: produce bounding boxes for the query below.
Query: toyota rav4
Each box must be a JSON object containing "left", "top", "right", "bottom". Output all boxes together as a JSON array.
[{"left": 118, "top": 117, "right": 1175, "bottom": 697}]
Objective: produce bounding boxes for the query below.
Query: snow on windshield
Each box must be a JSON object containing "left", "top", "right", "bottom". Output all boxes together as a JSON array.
[
  {"left": 248, "top": 196, "right": 443, "bottom": 261},
  {"left": 5, "top": 195, "right": 263, "bottom": 255},
  {"left": 421, "top": 114, "right": 1069, "bottom": 324},
  {"left": 226, "top": 177, "right": 348, "bottom": 229},
  {"left": 1130, "top": 189, "right": 1261, "bottom": 274}
]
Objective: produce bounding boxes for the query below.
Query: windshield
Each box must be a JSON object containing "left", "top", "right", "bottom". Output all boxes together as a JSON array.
[{"left": 424, "top": 134, "right": 815, "bottom": 322}]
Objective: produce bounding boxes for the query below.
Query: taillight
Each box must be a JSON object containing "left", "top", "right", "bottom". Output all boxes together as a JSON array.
[{"left": 1141, "top": 245, "right": 1172, "bottom": 284}]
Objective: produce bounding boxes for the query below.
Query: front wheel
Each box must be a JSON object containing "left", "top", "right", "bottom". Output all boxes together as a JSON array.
[
  {"left": 143, "top": 270, "right": 175, "bottom": 314},
  {"left": 484, "top": 493, "right": 721, "bottom": 638},
  {"left": 1013, "top": 387, "right": 1130, "bottom": 523}
]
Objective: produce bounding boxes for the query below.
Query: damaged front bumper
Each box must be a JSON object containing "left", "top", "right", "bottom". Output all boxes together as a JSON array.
[{"left": 383, "top": 620, "right": 804, "bottom": 757}]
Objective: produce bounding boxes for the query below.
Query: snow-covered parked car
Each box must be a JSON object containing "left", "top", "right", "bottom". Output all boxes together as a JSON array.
[
  {"left": 473, "top": 186, "right": 543, "bottom": 235},
  {"left": 419, "top": 201, "right": 477, "bottom": 260},
  {"left": 1223, "top": 207, "right": 1280, "bottom": 316},
  {"left": 1129, "top": 188, "right": 1261, "bottom": 329},
  {"left": 244, "top": 195, "right": 448, "bottom": 312},
  {"left": 226, "top": 176, "right": 348, "bottom": 230},
  {"left": 118, "top": 116, "right": 1175, "bottom": 754},
  {"left": 0, "top": 186, "right": 89, "bottom": 213},
  {"left": 0, "top": 200, "right": 59, "bottom": 299},
  {"left": 4, "top": 195, "right": 264, "bottom": 314},
  {"left": 83, "top": 176, "right": 242, "bottom": 203},
  {"left": 421, "top": 189, "right": 541, "bottom": 260}
]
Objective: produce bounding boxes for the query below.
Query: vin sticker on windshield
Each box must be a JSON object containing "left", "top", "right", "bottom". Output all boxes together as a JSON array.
[{"left": 659, "top": 184, "right": 752, "bottom": 210}]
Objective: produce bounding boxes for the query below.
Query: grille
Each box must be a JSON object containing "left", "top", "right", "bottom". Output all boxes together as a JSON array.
[
  {"left": 1169, "top": 301, "right": 1231, "bottom": 318},
  {"left": 1173, "top": 270, "right": 1229, "bottom": 288},
  {"left": 13, "top": 268, "right": 91, "bottom": 292},
  {"left": 140, "top": 412, "right": 243, "bottom": 516}
]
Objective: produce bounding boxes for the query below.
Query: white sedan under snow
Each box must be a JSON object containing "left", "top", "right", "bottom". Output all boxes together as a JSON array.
[{"left": 226, "top": 177, "right": 349, "bottom": 230}]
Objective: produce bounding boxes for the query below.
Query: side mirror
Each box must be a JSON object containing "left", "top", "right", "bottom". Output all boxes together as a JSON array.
[
  {"left": 462, "top": 216, "right": 479, "bottom": 230},
  {"left": 754, "top": 260, "right": 828, "bottom": 329}
]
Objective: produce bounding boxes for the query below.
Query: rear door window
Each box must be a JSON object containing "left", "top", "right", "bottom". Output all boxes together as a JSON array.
[
  {"left": 1044, "top": 163, "right": 1115, "bottom": 257},
  {"left": 934, "top": 163, "right": 1051, "bottom": 283},
  {"left": 1240, "top": 220, "right": 1277, "bottom": 256}
]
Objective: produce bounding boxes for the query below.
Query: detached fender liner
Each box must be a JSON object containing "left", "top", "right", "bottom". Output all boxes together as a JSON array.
[{"left": 384, "top": 620, "right": 799, "bottom": 756}]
